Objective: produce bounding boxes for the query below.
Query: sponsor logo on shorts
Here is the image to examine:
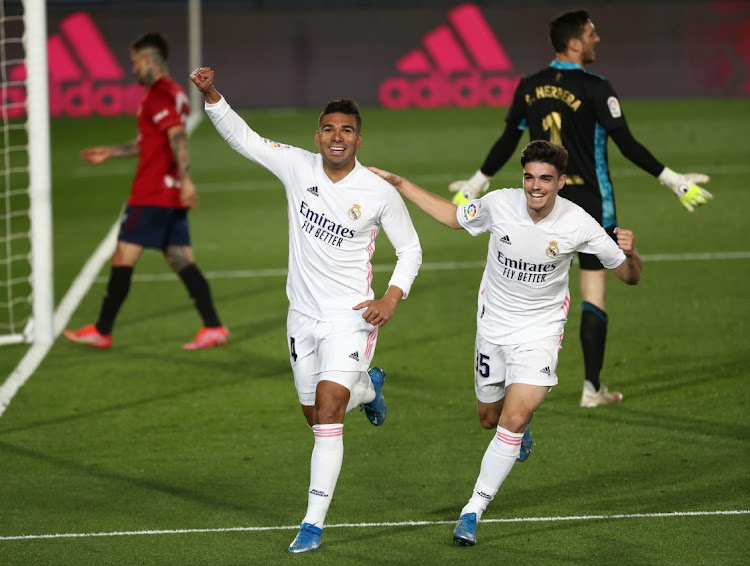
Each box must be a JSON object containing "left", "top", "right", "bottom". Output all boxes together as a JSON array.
[
  {"left": 540, "top": 366, "right": 551, "bottom": 375},
  {"left": 349, "top": 351, "right": 360, "bottom": 361}
]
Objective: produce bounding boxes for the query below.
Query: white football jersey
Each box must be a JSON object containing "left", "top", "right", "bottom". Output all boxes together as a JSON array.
[
  {"left": 457, "top": 189, "right": 625, "bottom": 345},
  {"left": 205, "top": 97, "right": 422, "bottom": 322}
]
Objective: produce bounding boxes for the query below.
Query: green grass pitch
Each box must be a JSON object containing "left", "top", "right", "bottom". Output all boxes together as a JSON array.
[{"left": 1, "top": 99, "right": 749, "bottom": 565}]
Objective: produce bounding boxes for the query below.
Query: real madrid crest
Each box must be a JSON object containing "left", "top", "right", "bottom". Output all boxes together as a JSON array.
[
  {"left": 546, "top": 240, "right": 559, "bottom": 258},
  {"left": 348, "top": 204, "right": 361, "bottom": 220}
]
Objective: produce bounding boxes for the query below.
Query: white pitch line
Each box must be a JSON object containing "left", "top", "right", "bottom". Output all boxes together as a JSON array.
[
  {"left": 1, "top": 510, "right": 747, "bottom": 541},
  {"left": 96, "top": 250, "right": 750, "bottom": 284}
]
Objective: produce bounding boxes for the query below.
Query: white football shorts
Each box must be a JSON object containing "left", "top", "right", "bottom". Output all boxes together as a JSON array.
[
  {"left": 287, "top": 308, "right": 379, "bottom": 406},
  {"left": 473, "top": 333, "right": 562, "bottom": 404}
]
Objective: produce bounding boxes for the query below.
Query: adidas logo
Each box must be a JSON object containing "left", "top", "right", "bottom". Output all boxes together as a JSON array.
[
  {"left": 2, "top": 12, "right": 144, "bottom": 119},
  {"left": 540, "top": 366, "right": 551, "bottom": 376},
  {"left": 499, "top": 234, "right": 512, "bottom": 245},
  {"left": 379, "top": 2, "right": 521, "bottom": 109},
  {"left": 349, "top": 351, "right": 360, "bottom": 361},
  {"left": 306, "top": 186, "right": 319, "bottom": 196}
]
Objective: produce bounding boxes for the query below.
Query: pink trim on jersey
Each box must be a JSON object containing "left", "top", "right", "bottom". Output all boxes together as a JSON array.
[
  {"left": 480, "top": 287, "right": 486, "bottom": 296},
  {"left": 561, "top": 295, "right": 570, "bottom": 316},
  {"left": 496, "top": 429, "right": 522, "bottom": 446},
  {"left": 364, "top": 228, "right": 379, "bottom": 293},
  {"left": 314, "top": 425, "right": 343, "bottom": 438},
  {"left": 365, "top": 326, "right": 378, "bottom": 359}
]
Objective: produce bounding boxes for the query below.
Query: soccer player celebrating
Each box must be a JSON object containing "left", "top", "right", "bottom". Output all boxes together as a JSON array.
[
  {"left": 190, "top": 67, "right": 422, "bottom": 553},
  {"left": 449, "top": 10, "right": 712, "bottom": 411},
  {"left": 64, "top": 33, "right": 228, "bottom": 350},
  {"left": 371, "top": 140, "right": 641, "bottom": 546}
]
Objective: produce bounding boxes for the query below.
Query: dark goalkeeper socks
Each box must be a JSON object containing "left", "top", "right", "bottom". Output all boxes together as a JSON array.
[{"left": 580, "top": 301, "right": 608, "bottom": 391}]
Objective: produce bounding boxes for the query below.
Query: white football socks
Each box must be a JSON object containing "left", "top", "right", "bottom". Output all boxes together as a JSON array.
[
  {"left": 302, "top": 423, "right": 344, "bottom": 527},
  {"left": 461, "top": 426, "right": 523, "bottom": 521}
]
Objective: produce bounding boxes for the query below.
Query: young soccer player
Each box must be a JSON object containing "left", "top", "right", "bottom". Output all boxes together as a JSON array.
[{"left": 371, "top": 139, "right": 641, "bottom": 546}]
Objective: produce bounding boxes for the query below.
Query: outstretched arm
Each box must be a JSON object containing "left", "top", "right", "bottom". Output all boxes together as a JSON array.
[
  {"left": 81, "top": 141, "right": 138, "bottom": 165},
  {"left": 369, "top": 167, "right": 463, "bottom": 230},
  {"left": 609, "top": 126, "right": 712, "bottom": 212},
  {"left": 611, "top": 227, "right": 642, "bottom": 285}
]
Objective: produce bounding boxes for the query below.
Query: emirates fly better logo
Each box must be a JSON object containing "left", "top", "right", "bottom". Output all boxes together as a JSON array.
[
  {"left": 379, "top": 3, "right": 521, "bottom": 109},
  {"left": 3, "top": 12, "right": 144, "bottom": 118}
]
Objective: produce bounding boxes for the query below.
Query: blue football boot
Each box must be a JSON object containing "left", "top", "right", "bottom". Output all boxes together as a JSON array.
[
  {"left": 517, "top": 414, "right": 533, "bottom": 462},
  {"left": 452, "top": 512, "right": 477, "bottom": 546},
  {"left": 288, "top": 522, "right": 322, "bottom": 553},
  {"left": 362, "top": 367, "right": 387, "bottom": 426}
]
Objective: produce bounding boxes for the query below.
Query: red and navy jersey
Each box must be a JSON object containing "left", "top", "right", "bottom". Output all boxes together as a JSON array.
[
  {"left": 128, "top": 76, "right": 189, "bottom": 208},
  {"left": 504, "top": 61, "right": 626, "bottom": 227}
]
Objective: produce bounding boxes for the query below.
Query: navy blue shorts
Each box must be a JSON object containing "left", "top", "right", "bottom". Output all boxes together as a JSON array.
[{"left": 118, "top": 205, "right": 191, "bottom": 250}]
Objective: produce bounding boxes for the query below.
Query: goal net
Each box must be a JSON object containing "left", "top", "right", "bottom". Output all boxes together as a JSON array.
[{"left": 0, "top": 0, "right": 53, "bottom": 346}]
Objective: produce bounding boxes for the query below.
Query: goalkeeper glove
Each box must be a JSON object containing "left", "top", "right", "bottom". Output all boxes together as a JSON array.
[
  {"left": 657, "top": 167, "right": 713, "bottom": 212},
  {"left": 449, "top": 169, "right": 491, "bottom": 205}
]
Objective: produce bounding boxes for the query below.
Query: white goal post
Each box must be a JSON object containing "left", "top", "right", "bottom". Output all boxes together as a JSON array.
[{"left": 0, "top": 0, "right": 53, "bottom": 346}]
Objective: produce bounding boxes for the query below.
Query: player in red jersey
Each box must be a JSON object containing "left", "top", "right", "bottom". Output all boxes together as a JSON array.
[{"left": 64, "top": 33, "right": 227, "bottom": 350}]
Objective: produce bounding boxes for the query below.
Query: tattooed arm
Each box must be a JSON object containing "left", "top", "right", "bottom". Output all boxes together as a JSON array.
[
  {"left": 168, "top": 124, "right": 197, "bottom": 209},
  {"left": 81, "top": 141, "right": 138, "bottom": 164}
]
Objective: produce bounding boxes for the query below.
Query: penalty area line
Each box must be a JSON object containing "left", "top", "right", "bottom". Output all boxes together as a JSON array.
[{"left": 1, "top": 510, "right": 747, "bottom": 541}]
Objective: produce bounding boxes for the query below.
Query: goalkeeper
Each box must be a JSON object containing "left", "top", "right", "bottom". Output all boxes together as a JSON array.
[{"left": 450, "top": 9, "right": 712, "bottom": 412}]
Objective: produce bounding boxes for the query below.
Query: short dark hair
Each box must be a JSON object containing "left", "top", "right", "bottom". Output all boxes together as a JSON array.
[
  {"left": 549, "top": 10, "right": 590, "bottom": 54},
  {"left": 520, "top": 140, "right": 568, "bottom": 175},
  {"left": 318, "top": 99, "right": 361, "bottom": 132},
  {"left": 131, "top": 32, "right": 169, "bottom": 64}
]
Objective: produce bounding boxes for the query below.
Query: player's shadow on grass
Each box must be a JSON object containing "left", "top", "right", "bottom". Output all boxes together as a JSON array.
[
  {"left": 546, "top": 355, "right": 749, "bottom": 442},
  {"left": 0, "top": 351, "right": 289, "bottom": 436},
  {"left": 0, "top": 439, "right": 289, "bottom": 521}
]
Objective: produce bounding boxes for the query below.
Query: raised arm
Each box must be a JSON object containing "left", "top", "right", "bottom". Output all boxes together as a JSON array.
[
  {"left": 189, "top": 67, "right": 222, "bottom": 104},
  {"left": 368, "top": 167, "right": 463, "bottom": 230}
]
